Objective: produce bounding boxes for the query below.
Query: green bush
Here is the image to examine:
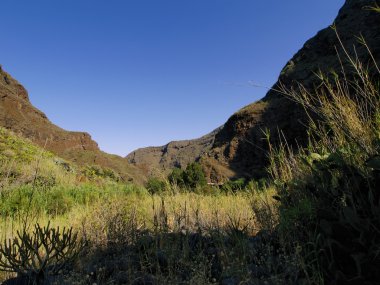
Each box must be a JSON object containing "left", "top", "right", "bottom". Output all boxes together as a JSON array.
[
  {"left": 146, "top": 177, "right": 167, "bottom": 194},
  {"left": 44, "top": 187, "right": 75, "bottom": 216},
  {"left": 221, "top": 178, "right": 246, "bottom": 193},
  {"left": 168, "top": 167, "right": 185, "bottom": 186},
  {"left": 182, "top": 162, "right": 207, "bottom": 188},
  {"left": 168, "top": 162, "right": 207, "bottom": 190},
  {"left": 194, "top": 184, "right": 219, "bottom": 195},
  {"left": 82, "top": 165, "right": 120, "bottom": 182},
  {"left": 0, "top": 185, "right": 35, "bottom": 217}
]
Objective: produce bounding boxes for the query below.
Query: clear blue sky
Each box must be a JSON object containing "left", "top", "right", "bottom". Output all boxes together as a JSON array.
[{"left": 1, "top": 0, "right": 344, "bottom": 156}]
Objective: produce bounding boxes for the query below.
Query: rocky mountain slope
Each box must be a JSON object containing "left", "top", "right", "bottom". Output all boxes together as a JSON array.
[
  {"left": 126, "top": 127, "right": 222, "bottom": 176},
  {"left": 128, "top": 0, "right": 380, "bottom": 182},
  {"left": 0, "top": 67, "right": 146, "bottom": 184}
]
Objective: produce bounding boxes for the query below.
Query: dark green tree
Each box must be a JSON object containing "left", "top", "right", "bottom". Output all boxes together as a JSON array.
[
  {"left": 168, "top": 167, "right": 185, "bottom": 186},
  {"left": 182, "top": 162, "right": 207, "bottom": 189},
  {"left": 146, "top": 177, "right": 167, "bottom": 194}
]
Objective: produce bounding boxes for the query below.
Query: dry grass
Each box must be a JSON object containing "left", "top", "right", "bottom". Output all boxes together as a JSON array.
[
  {"left": 0, "top": 192, "right": 256, "bottom": 242},
  {"left": 0, "top": 190, "right": 280, "bottom": 284},
  {"left": 266, "top": 32, "right": 380, "bottom": 284},
  {"left": 278, "top": 31, "right": 380, "bottom": 159},
  {"left": 0, "top": 136, "right": 278, "bottom": 284}
]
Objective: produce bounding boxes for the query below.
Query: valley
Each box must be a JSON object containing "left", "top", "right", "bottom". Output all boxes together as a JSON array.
[{"left": 0, "top": 0, "right": 379, "bottom": 284}]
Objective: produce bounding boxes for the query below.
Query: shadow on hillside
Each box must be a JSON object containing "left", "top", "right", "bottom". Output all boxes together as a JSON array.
[{"left": 219, "top": 95, "right": 309, "bottom": 180}]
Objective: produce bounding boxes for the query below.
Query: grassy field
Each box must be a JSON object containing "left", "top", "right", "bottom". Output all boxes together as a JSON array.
[{"left": 0, "top": 128, "right": 281, "bottom": 284}]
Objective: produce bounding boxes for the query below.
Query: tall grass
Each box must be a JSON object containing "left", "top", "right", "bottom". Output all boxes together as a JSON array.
[
  {"left": 0, "top": 129, "right": 279, "bottom": 284},
  {"left": 268, "top": 32, "right": 380, "bottom": 283}
]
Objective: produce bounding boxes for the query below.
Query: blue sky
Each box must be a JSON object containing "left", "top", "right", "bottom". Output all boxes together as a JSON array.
[{"left": 1, "top": 0, "right": 344, "bottom": 156}]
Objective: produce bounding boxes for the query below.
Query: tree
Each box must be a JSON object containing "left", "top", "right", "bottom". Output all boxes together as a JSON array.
[
  {"left": 168, "top": 167, "right": 184, "bottom": 187},
  {"left": 182, "top": 162, "right": 207, "bottom": 189},
  {"left": 146, "top": 177, "right": 167, "bottom": 194}
]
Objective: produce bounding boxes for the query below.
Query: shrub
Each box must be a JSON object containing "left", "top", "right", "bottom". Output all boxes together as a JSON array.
[
  {"left": 82, "top": 165, "right": 120, "bottom": 182},
  {"left": 146, "top": 177, "right": 167, "bottom": 194},
  {"left": 221, "top": 178, "right": 246, "bottom": 193},
  {"left": 182, "top": 162, "right": 207, "bottom": 189},
  {"left": 168, "top": 163, "right": 207, "bottom": 190},
  {"left": 168, "top": 167, "right": 185, "bottom": 187}
]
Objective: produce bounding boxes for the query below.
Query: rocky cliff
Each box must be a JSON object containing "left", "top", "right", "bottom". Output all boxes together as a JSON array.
[
  {"left": 126, "top": 127, "right": 222, "bottom": 176},
  {"left": 0, "top": 66, "right": 146, "bottom": 184},
  {"left": 128, "top": 0, "right": 380, "bottom": 182}
]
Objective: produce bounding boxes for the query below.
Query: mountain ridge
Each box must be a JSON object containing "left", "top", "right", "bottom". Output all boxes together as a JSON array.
[{"left": 126, "top": 127, "right": 222, "bottom": 176}]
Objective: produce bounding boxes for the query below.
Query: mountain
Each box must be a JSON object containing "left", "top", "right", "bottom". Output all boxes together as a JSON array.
[
  {"left": 126, "top": 127, "right": 224, "bottom": 176},
  {"left": 0, "top": 66, "right": 146, "bottom": 184},
  {"left": 128, "top": 0, "right": 380, "bottom": 182}
]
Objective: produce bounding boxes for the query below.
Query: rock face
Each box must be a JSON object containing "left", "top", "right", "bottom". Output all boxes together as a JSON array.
[
  {"left": 128, "top": 0, "right": 380, "bottom": 182},
  {"left": 0, "top": 66, "right": 145, "bottom": 184},
  {"left": 126, "top": 127, "right": 222, "bottom": 176}
]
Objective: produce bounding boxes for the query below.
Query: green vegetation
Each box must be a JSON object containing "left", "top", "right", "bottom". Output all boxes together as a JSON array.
[
  {"left": 82, "top": 165, "right": 121, "bottom": 182},
  {"left": 146, "top": 177, "right": 168, "bottom": 194},
  {"left": 0, "top": 128, "right": 53, "bottom": 163},
  {"left": 145, "top": 162, "right": 210, "bottom": 195},
  {"left": 168, "top": 162, "right": 207, "bottom": 189},
  {"left": 0, "top": 128, "right": 267, "bottom": 284},
  {"left": 220, "top": 178, "right": 246, "bottom": 192}
]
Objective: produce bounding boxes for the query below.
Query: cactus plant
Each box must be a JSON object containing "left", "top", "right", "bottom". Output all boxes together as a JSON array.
[{"left": 0, "top": 222, "right": 86, "bottom": 284}]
